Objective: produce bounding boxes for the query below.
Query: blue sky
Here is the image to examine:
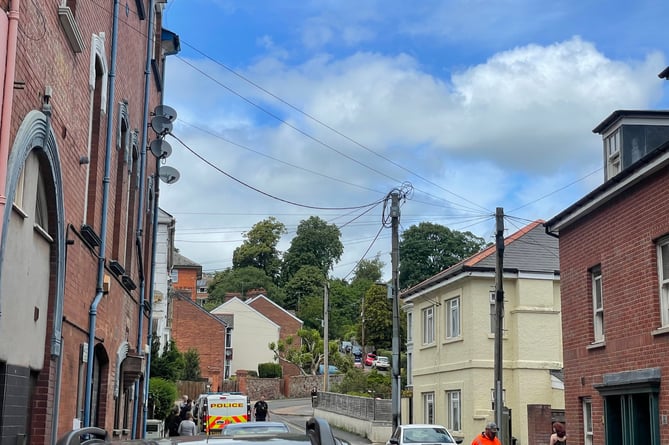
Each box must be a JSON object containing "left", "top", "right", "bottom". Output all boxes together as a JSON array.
[{"left": 159, "top": 0, "right": 669, "bottom": 279}]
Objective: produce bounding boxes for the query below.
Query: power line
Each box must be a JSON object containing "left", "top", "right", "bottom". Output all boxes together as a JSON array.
[{"left": 168, "top": 131, "right": 386, "bottom": 211}]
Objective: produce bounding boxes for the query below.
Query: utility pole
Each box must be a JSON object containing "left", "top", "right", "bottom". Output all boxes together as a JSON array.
[
  {"left": 323, "top": 283, "right": 330, "bottom": 391},
  {"left": 494, "top": 207, "right": 505, "bottom": 432},
  {"left": 390, "top": 191, "right": 401, "bottom": 431}
]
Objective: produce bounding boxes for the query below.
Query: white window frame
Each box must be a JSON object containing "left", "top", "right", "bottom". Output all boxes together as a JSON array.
[
  {"left": 592, "top": 267, "right": 604, "bottom": 342},
  {"left": 605, "top": 129, "right": 621, "bottom": 178},
  {"left": 583, "top": 398, "right": 593, "bottom": 445},
  {"left": 446, "top": 390, "right": 461, "bottom": 432},
  {"left": 406, "top": 312, "right": 413, "bottom": 342},
  {"left": 657, "top": 237, "right": 669, "bottom": 326},
  {"left": 446, "top": 297, "right": 460, "bottom": 339},
  {"left": 170, "top": 269, "right": 178, "bottom": 283},
  {"left": 422, "top": 306, "right": 435, "bottom": 345},
  {"left": 406, "top": 352, "right": 413, "bottom": 386},
  {"left": 422, "top": 392, "right": 434, "bottom": 424}
]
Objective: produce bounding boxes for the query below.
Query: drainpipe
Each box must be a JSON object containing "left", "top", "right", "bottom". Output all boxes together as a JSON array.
[
  {"left": 142, "top": 168, "right": 160, "bottom": 437},
  {"left": 131, "top": 0, "right": 155, "bottom": 437},
  {"left": 0, "top": 0, "right": 20, "bottom": 258},
  {"left": 84, "top": 0, "right": 120, "bottom": 427}
]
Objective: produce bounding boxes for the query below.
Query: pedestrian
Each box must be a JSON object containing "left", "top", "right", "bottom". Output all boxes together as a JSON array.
[
  {"left": 311, "top": 387, "right": 318, "bottom": 407},
  {"left": 550, "top": 422, "right": 567, "bottom": 444},
  {"left": 180, "top": 398, "right": 193, "bottom": 421},
  {"left": 471, "top": 422, "right": 501, "bottom": 445},
  {"left": 166, "top": 406, "right": 181, "bottom": 437},
  {"left": 177, "top": 412, "right": 198, "bottom": 436},
  {"left": 252, "top": 395, "right": 270, "bottom": 422}
]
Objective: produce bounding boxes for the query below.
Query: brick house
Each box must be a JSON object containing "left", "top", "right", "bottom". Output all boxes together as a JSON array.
[
  {"left": 171, "top": 249, "right": 202, "bottom": 302},
  {"left": 401, "top": 220, "right": 563, "bottom": 445},
  {"left": 171, "top": 294, "right": 230, "bottom": 391},
  {"left": 545, "top": 110, "right": 669, "bottom": 444},
  {"left": 246, "top": 294, "right": 303, "bottom": 378},
  {"left": 0, "top": 1, "right": 179, "bottom": 442}
]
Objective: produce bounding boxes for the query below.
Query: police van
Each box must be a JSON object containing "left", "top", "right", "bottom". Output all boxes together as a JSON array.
[{"left": 198, "top": 392, "right": 249, "bottom": 435}]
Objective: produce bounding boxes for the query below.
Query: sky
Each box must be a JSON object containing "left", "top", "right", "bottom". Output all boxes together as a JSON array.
[{"left": 158, "top": 0, "right": 669, "bottom": 281}]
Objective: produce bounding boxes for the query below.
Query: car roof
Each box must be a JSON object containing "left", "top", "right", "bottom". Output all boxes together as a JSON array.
[{"left": 400, "top": 424, "right": 448, "bottom": 429}]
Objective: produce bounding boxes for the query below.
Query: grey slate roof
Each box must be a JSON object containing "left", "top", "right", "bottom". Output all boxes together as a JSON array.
[
  {"left": 402, "top": 220, "right": 559, "bottom": 299},
  {"left": 173, "top": 250, "right": 201, "bottom": 268}
]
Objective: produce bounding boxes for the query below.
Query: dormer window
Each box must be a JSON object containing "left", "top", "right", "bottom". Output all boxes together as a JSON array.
[{"left": 594, "top": 110, "right": 669, "bottom": 181}]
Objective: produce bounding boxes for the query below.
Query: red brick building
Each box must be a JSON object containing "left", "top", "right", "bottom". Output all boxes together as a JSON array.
[
  {"left": 546, "top": 110, "right": 669, "bottom": 444},
  {"left": 171, "top": 295, "right": 229, "bottom": 392},
  {"left": 171, "top": 250, "right": 202, "bottom": 301},
  {"left": 0, "top": 1, "right": 179, "bottom": 443}
]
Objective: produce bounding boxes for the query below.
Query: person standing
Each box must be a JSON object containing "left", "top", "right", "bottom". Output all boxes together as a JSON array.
[
  {"left": 252, "top": 395, "right": 270, "bottom": 422},
  {"left": 550, "top": 422, "right": 567, "bottom": 444},
  {"left": 471, "top": 422, "right": 501, "bottom": 445},
  {"left": 177, "top": 412, "right": 198, "bottom": 436}
]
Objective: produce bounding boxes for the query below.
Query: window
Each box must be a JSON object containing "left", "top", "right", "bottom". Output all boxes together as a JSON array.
[
  {"left": 583, "top": 398, "right": 593, "bottom": 445},
  {"left": 406, "top": 312, "right": 413, "bottom": 342},
  {"left": 605, "top": 129, "right": 621, "bottom": 178},
  {"left": 592, "top": 267, "right": 604, "bottom": 342},
  {"left": 422, "top": 392, "right": 434, "bottom": 424},
  {"left": 406, "top": 352, "right": 413, "bottom": 386},
  {"left": 446, "top": 390, "right": 461, "bottom": 431},
  {"left": 170, "top": 269, "right": 178, "bottom": 283},
  {"left": 422, "top": 306, "right": 435, "bottom": 345},
  {"left": 446, "top": 297, "right": 460, "bottom": 339},
  {"left": 657, "top": 238, "right": 669, "bottom": 326}
]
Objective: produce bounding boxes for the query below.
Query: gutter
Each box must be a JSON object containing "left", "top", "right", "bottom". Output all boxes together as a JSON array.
[{"left": 84, "top": 0, "right": 120, "bottom": 427}]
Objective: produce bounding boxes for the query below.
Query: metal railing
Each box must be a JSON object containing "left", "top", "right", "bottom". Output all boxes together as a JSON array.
[{"left": 315, "top": 392, "right": 391, "bottom": 422}]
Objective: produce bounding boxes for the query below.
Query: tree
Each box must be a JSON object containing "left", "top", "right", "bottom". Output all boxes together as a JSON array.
[
  {"left": 352, "top": 256, "right": 384, "bottom": 284},
  {"left": 362, "top": 284, "right": 393, "bottom": 350},
  {"left": 205, "top": 266, "right": 285, "bottom": 310},
  {"left": 182, "top": 348, "right": 202, "bottom": 380},
  {"left": 269, "top": 328, "right": 342, "bottom": 375},
  {"left": 282, "top": 216, "right": 343, "bottom": 283},
  {"left": 284, "top": 265, "right": 325, "bottom": 313},
  {"left": 149, "top": 377, "right": 178, "bottom": 421},
  {"left": 150, "top": 338, "right": 185, "bottom": 382},
  {"left": 232, "top": 217, "right": 286, "bottom": 283},
  {"left": 399, "top": 222, "right": 486, "bottom": 289}
]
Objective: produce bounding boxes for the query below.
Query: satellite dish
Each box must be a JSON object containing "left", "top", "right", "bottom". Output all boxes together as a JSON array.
[
  {"left": 150, "top": 115, "right": 173, "bottom": 136},
  {"left": 150, "top": 139, "right": 172, "bottom": 159},
  {"left": 159, "top": 165, "right": 180, "bottom": 184},
  {"left": 154, "top": 104, "right": 177, "bottom": 122}
]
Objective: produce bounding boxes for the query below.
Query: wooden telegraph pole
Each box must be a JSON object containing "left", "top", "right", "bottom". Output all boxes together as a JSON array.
[
  {"left": 390, "top": 191, "right": 401, "bottom": 431},
  {"left": 494, "top": 208, "right": 505, "bottom": 432}
]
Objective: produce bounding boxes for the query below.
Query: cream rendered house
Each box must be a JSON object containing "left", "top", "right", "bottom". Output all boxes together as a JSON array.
[
  {"left": 402, "top": 220, "right": 563, "bottom": 444},
  {"left": 210, "top": 297, "right": 280, "bottom": 374}
]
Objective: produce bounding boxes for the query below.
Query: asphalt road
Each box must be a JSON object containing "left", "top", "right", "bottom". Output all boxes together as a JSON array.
[{"left": 269, "top": 398, "right": 373, "bottom": 445}]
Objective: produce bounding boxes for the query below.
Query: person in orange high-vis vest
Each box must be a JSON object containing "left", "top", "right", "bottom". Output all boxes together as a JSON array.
[{"left": 471, "top": 422, "right": 501, "bottom": 445}]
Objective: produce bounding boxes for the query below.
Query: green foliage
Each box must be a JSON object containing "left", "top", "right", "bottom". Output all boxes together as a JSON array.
[
  {"left": 205, "top": 266, "right": 285, "bottom": 310},
  {"left": 399, "top": 222, "right": 486, "bottom": 289},
  {"left": 232, "top": 217, "right": 286, "bottom": 283},
  {"left": 362, "top": 285, "right": 393, "bottom": 350},
  {"left": 285, "top": 265, "right": 325, "bottom": 313},
  {"left": 332, "top": 368, "right": 391, "bottom": 399},
  {"left": 352, "top": 256, "right": 384, "bottom": 283},
  {"left": 149, "top": 377, "right": 178, "bottom": 420},
  {"left": 282, "top": 216, "right": 343, "bottom": 283},
  {"left": 150, "top": 339, "right": 185, "bottom": 382},
  {"left": 258, "top": 362, "right": 282, "bottom": 378},
  {"left": 182, "top": 349, "right": 201, "bottom": 381},
  {"left": 327, "top": 278, "right": 363, "bottom": 340}
]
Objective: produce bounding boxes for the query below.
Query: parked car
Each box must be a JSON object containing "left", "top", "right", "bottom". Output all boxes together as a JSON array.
[
  {"left": 317, "top": 364, "right": 339, "bottom": 374},
  {"left": 364, "top": 353, "right": 377, "bottom": 366},
  {"left": 353, "top": 356, "right": 363, "bottom": 368},
  {"left": 222, "top": 421, "right": 290, "bottom": 436},
  {"left": 372, "top": 356, "right": 390, "bottom": 371},
  {"left": 387, "top": 424, "right": 462, "bottom": 445}
]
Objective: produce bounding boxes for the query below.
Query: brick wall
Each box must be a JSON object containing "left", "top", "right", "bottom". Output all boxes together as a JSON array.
[
  {"left": 172, "top": 296, "right": 227, "bottom": 391},
  {"left": 173, "top": 268, "right": 200, "bottom": 301},
  {"left": 558, "top": 168, "right": 669, "bottom": 443}
]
